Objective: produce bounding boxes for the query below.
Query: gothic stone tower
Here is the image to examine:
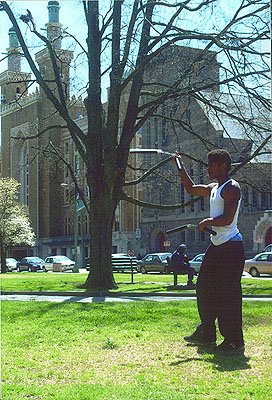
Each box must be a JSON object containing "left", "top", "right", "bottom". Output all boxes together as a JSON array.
[{"left": 0, "top": 1, "right": 73, "bottom": 258}]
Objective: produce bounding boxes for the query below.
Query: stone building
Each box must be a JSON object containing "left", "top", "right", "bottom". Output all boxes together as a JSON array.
[{"left": 138, "top": 46, "right": 271, "bottom": 258}]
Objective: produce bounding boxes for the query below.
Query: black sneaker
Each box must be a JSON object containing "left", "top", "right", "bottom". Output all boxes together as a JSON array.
[
  {"left": 214, "top": 340, "right": 245, "bottom": 356},
  {"left": 184, "top": 328, "right": 216, "bottom": 346}
]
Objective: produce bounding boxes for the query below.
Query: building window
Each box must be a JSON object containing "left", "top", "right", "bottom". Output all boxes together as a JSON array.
[
  {"left": 84, "top": 214, "right": 89, "bottom": 234},
  {"left": 243, "top": 186, "right": 249, "bottom": 208},
  {"left": 261, "top": 189, "right": 269, "bottom": 210},
  {"left": 252, "top": 189, "right": 258, "bottom": 209},
  {"left": 68, "top": 217, "right": 71, "bottom": 235},
  {"left": 190, "top": 229, "right": 196, "bottom": 242},
  {"left": 180, "top": 184, "right": 185, "bottom": 213},
  {"left": 20, "top": 146, "right": 29, "bottom": 206},
  {"left": 114, "top": 205, "right": 120, "bottom": 231},
  {"left": 200, "top": 230, "right": 206, "bottom": 243},
  {"left": 199, "top": 163, "right": 205, "bottom": 211},
  {"left": 64, "top": 217, "right": 70, "bottom": 236},
  {"left": 190, "top": 166, "right": 194, "bottom": 212},
  {"left": 78, "top": 215, "right": 81, "bottom": 234},
  {"left": 185, "top": 108, "right": 191, "bottom": 125},
  {"left": 154, "top": 117, "right": 159, "bottom": 146}
]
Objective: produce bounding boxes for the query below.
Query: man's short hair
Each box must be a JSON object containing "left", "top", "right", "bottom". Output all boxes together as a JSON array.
[{"left": 208, "top": 149, "right": 231, "bottom": 172}]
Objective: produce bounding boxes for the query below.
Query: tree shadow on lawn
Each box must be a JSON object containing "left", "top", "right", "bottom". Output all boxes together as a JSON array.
[{"left": 170, "top": 345, "right": 251, "bottom": 372}]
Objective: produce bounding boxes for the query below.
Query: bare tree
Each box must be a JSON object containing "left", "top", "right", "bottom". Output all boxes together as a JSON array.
[{"left": 0, "top": 0, "right": 270, "bottom": 288}]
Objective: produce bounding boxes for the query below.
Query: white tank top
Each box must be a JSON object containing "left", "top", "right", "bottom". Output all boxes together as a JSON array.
[{"left": 210, "top": 178, "right": 241, "bottom": 246}]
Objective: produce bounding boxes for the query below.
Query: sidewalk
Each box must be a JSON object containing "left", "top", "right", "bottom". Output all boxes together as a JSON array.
[{"left": 1, "top": 289, "right": 272, "bottom": 303}]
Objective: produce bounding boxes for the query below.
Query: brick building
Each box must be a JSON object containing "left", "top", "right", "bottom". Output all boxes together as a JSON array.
[
  {"left": 138, "top": 46, "right": 271, "bottom": 258},
  {"left": 0, "top": 1, "right": 142, "bottom": 263}
]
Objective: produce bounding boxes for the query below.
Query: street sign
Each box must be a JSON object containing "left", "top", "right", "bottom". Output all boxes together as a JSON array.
[
  {"left": 136, "top": 228, "right": 141, "bottom": 239},
  {"left": 255, "top": 235, "right": 263, "bottom": 243},
  {"left": 128, "top": 250, "right": 134, "bottom": 257}
]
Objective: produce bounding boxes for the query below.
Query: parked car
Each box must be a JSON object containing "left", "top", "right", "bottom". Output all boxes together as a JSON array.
[
  {"left": 17, "top": 257, "right": 44, "bottom": 272},
  {"left": 189, "top": 253, "right": 205, "bottom": 273},
  {"left": 244, "top": 252, "right": 272, "bottom": 277},
  {"left": 5, "top": 258, "right": 18, "bottom": 272},
  {"left": 263, "top": 244, "right": 272, "bottom": 253},
  {"left": 137, "top": 253, "right": 172, "bottom": 274},
  {"left": 41, "top": 255, "right": 75, "bottom": 272},
  {"left": 86, "top": 254, "right": 138, "bottom": 272}
]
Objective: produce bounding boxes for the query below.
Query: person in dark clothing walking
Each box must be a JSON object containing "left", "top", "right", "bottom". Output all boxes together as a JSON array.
[
  {"left": 173, "top": 149, "right": 245, "bottom": 356},
  {"left": 170, "top": 244, "right": 196, "bottom": 288}
]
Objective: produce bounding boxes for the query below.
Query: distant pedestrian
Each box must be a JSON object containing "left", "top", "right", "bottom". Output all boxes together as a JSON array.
[{"left": 170, "top": 244, "right": 196, "bottom": 288}]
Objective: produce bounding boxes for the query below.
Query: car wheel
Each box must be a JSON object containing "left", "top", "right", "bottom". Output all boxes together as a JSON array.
[
  {"left": 17, "top": 267, "right": 21, "bottom": 272},
  {"left": 28, "top": 266, "right": 32, "bottom": 272},
  {"left": 42, "top": 266, "right": 47, "bottom": 273},
  {"left": 140, "top": 266, "right": 147, "bottom": 274},
  {"left": 249, "top": 267, "right": 259, "bottom": 277}
]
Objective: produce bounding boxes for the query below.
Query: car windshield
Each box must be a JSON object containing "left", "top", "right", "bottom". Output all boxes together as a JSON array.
[
  {"left": 7, "top": 258, "right": 17, "bottom": 262},
  {"left": 159, "top": 254, "right": 172, "bottom": 261},
  {"left": 54, "top": 256, "right": 70, "bottom": 262},
  {"left": 27, "top": 257, "right": 43, "bottom": 262}
]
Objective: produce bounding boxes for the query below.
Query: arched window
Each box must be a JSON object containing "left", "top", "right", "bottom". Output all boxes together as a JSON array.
[{"left": 243, "top": 187, "right": 249, "bottom": 208}]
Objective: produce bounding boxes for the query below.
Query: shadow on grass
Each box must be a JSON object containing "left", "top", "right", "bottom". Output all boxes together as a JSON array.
[{"left": 170, "top": 345, "right": 251, "bottom": 372}]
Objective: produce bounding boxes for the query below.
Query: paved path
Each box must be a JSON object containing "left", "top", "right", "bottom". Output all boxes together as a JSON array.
[{"left": 1, "top": 293, "right": 271, "bottom": 303}]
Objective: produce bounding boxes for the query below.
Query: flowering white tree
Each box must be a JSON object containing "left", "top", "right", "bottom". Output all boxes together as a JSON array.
[{"left": 0, "top": 178, "right": 35, "bottom": 273}]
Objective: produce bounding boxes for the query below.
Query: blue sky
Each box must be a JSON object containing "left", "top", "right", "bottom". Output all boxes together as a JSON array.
[{"left": 0, "top": 1, "right": 270, "bottom": 108}]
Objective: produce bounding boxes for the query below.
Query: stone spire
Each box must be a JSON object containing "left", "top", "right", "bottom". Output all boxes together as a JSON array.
[
  {"left": 46, "top": 1, "right": 62, "bottom": 48},
  {"left": 7, "top": 27, "right": 21, "bottom": 72}
]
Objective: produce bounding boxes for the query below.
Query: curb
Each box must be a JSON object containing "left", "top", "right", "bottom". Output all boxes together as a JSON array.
[{"left": 1, "top": 290, "right": 271, "bottom": 298}]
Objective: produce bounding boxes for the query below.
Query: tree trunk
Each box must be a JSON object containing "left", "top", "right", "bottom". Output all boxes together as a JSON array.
[
  {"left": 79, "top": 188, "right": 118, "bottom": 290},
  {"left": 0, "top": 238, "right": 7, "bottom": 274}
]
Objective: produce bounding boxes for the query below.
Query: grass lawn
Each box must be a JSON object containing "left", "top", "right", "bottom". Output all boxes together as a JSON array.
[
  {"left": 1, "top": 271, "right": 272, "bottom": 295},
  {"left": 1, "top": 300, "right": 272, "bottom": 400}
]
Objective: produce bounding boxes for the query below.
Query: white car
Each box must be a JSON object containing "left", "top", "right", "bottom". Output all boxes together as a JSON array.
[
  {"left": 189, "top": 253, "right": 205, "bottom": 273},
  {"left": 263, "top": 244, "right": 272, "bottom": 253},
  {"left": 5, "top": 258, "right": 18, "bottom": 272},
  {"left": 244, "top": 252, "right": 272, "bottom": 277},
  {"left": 137, "top": 253, "right": 172, "bottom": 274},
  {"left": 41, "top": 255, "right": 75, "bottom": 272}
]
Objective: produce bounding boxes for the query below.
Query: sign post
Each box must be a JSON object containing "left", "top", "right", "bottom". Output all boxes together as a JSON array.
[{"left": 128, "top": 250, "right": 135, "bottom": 284}]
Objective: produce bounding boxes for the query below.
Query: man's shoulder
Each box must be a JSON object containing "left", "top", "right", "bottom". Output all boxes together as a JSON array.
[
  {"left": 227, "top": 179, "right": 241, "bottom": 191},
  {"left": 222, "top": 179, "right": 241, "bottom": 199}
]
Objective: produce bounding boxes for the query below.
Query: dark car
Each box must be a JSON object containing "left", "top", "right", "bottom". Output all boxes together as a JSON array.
[{"left": 17, "top": 257, "right": 44, "bottom": 272}]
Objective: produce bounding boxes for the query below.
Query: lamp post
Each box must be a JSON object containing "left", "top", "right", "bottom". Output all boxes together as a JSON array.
[{"left": 61, "top": 182, "right": 79, "bottom": 273}]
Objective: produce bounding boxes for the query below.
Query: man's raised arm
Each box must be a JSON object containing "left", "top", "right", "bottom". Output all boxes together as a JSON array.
[{"left": 173, "top": 152, "right": 214, "bottom": 197}]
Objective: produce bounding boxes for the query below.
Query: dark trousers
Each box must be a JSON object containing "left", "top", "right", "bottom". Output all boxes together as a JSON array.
[
  {"left": 174, "top": 265, "right": 195, "bottom": 281},
  {"left": 196, "top": 240, "right": 245, "bottom": 345}
]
